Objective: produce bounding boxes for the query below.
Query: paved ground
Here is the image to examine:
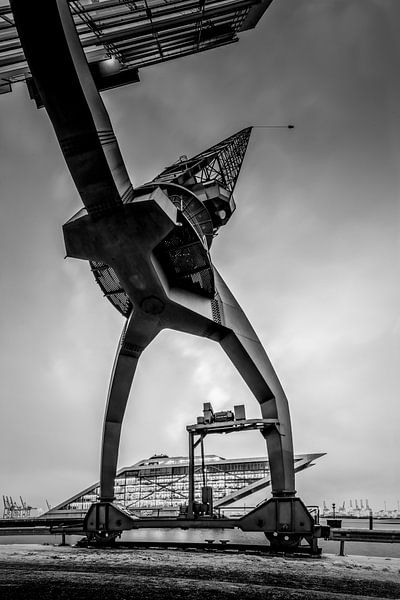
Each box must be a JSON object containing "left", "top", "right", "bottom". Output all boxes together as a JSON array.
[{"left": 0, "top": 544, "right": 399, "bottom": 599}]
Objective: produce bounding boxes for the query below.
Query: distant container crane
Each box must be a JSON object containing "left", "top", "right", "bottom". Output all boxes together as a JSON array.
[{"left": 2, "top": 495, "right": 36, "bottom": 519}]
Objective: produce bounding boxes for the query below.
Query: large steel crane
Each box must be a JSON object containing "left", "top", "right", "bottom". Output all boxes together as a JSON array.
[{"left": 6, "top": 0, "right": 325, "bottom": 551}]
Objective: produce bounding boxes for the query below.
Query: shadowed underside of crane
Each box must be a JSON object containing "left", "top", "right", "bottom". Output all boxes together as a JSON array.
[
  {"left": 90, "top": 127, "right": 252, "bottom": 315},
  {"left": 7, "top": 0, "right": 327, "bottom": 552}
]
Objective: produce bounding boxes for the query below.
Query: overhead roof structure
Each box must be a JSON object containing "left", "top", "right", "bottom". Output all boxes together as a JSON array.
[{"left": 0, "top": 0, "right": 274, "bottom": 94}]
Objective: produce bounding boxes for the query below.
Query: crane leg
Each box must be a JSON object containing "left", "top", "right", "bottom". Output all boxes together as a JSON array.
[
  {"left": 213, "top": 270, "right": 295, "bottom": 496},
  {"left": 166, "top": 268, "right": 296, "bottom": 496},
  {"left": 100, "top": 311, "right": 161, "bottom": 502},
  {"left": 162, "top": 271, "right": 320, "bottom": 549},
  {"left": 84, "top": 310, "right": 160, "bottom": 539}
]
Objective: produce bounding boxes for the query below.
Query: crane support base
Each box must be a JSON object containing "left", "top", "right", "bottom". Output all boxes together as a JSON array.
[{"left": 84, "top": 499, "right": 329, "bottom": 554}]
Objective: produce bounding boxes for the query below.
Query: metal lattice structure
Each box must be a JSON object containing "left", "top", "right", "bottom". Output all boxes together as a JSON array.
[
  {"left": 155, "top": 127, "right": 252, "bottom": 195},
  {"left": 89, "top": 127, "right": 252, "bottom": 316},
  {"left": 0, "top": 0, "right": 273, "bottom": 94}
]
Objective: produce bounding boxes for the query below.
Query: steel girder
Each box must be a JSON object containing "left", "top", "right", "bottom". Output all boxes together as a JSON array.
[{"left": 10, "top": 0, "right": 133, "bottom": 217}]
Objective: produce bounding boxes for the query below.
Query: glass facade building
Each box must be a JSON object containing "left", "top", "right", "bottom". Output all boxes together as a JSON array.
[{"left": 47, "top": 452, "right": 324, "bottom": 518}]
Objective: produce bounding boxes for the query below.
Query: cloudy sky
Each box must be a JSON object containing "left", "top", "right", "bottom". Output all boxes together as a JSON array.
[{"left": 0, "top": 0, "right": 399, "bottom": 513}]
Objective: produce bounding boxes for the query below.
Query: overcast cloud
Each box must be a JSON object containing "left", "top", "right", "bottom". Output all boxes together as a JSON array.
[{"left": 0, "top": 0, "right": 399, "bottom": 512}]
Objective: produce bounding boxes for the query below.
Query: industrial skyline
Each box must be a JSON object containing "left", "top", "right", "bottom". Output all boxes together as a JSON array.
[{"left": 0, "top": 0, "right": 398, "bottom": 513}]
